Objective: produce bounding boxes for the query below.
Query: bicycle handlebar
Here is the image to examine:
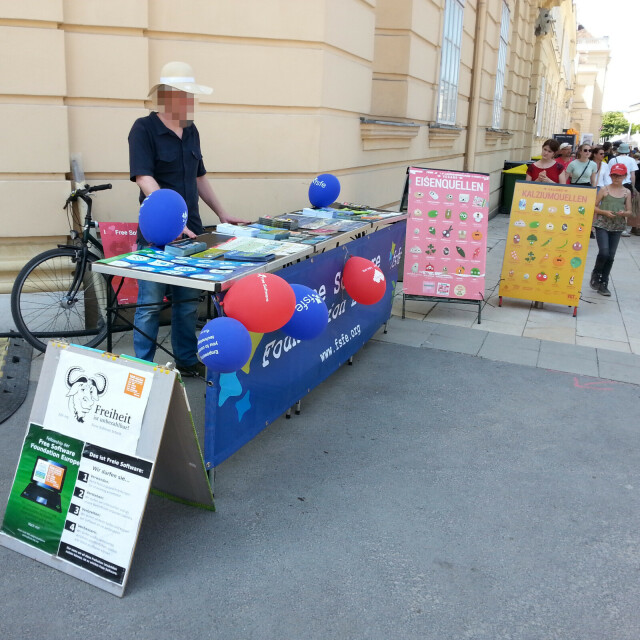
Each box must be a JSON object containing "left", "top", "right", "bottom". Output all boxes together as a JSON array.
[{"left": 63, "top": 183, "right": 112, "bottom": 209}]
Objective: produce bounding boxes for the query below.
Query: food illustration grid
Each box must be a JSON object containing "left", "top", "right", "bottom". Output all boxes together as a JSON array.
[
  {"left": 499, "top": 181, "right": 596, "bottom": 307},
  {"left": 403, "top": 168, "right": 490, "bottom": 300}
]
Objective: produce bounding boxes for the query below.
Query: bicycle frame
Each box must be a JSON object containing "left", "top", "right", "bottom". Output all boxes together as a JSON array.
[{"left": 55, "top": 188, "right": 107, "bottom": 303}]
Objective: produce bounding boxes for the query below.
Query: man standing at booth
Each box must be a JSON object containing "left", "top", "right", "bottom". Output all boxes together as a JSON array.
[{"left": 128, "top": 61, "right": 244, "bottom": 375}]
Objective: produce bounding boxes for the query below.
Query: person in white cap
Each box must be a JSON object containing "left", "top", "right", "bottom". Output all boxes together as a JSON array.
[
  {"left": 555, "top": 142, "right": 573, "bottom": 175},
  {"left": 607, "top": 142, "right": 638, "bottom": 236},
  {"left": 128, "top": 61, "right": 245, "bottom": 376}
]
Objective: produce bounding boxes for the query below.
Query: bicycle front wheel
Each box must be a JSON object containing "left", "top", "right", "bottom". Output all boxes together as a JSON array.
[{"left": 11, "top": 248, "right": 109, "bottom": 352}]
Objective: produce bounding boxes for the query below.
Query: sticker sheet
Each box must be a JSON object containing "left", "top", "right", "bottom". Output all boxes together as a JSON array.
[
  {"left": 499, "top": 181, "right": 596, "bottom": 307},
  {"left": 403, "top": 168, "right": 490, "bottom": 300}
]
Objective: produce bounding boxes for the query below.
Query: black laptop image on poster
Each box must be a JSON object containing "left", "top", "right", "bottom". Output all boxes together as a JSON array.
[{"left": 20, "top": 457, "right": 67, "bottom": 512}]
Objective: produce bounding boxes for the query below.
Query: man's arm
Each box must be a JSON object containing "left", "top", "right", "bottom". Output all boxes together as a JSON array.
[
  {"left": 135, "top": 175, "right": 161, "bottom": 197},
  {"left": 197, "top": 175, "right": 247, "bottom": 225},
  {"left": 136, "top": 175, "right": 197, "bottom": 239}
]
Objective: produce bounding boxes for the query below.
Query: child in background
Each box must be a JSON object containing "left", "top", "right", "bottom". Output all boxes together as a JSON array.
[{"left": 590, "top": 163, "right": 632, "bottom": 296}]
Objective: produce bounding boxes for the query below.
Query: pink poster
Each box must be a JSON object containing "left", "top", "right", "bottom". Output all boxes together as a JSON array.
[
  {"left": 98, "top": 222, "right": 139, "bottom": 304},
  {"left": 402, "top": 167, "right": 490, "bottom": 300}
]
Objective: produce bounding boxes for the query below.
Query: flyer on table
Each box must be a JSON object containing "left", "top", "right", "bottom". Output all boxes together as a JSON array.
[
  {"left": 403, "top": 168, "right": 490, "bottom": 300},
  {"left": 499, "top": 181, "right": 596, "bottom": 307},
  {"left": 43, "top": 349, "right": 153, "bottom": 456}
]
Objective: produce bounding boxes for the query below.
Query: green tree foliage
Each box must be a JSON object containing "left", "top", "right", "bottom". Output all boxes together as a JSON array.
[{"left": 601, "top": 111, "right": 630, "bottom": 140}]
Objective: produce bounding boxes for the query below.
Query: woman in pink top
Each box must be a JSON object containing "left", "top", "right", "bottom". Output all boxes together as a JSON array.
[{"left": 526, "top": 139, "right": 567, "bottom": 184}]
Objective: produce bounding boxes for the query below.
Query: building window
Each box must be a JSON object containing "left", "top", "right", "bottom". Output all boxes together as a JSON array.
[
  {"left": 436, "top": 0, "right": 465, "bottom": 125},
  {"left": 536, "top": 77, "right": 546, "bottom": 137},
  {"left": 492, "top": 1, "right": 510, "bottom": 129}
]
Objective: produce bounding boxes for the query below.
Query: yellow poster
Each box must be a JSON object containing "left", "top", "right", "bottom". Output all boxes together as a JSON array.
[{"left": 499, "top": 181, "right": 596, "bottom": 308}]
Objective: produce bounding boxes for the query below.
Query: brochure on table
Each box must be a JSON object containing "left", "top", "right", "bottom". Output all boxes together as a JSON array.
[
  {"left": 94, "top": 204, "right": 401, "bottom": 285},
  {"left": 402, "top": 167, "right": 490, "bottom": 300},
  {"left": 0, "top": 343, "right": 213, "bottom": 597},
  {"left": 499, "top": 181, "right": 596, "bottom": 308}
]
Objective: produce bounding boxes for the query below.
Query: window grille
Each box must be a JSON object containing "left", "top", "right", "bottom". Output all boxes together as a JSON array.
[
  {"left": 492, "top": 1, "right": 510, "bottom": 129},
  {"left": 436, "top": 0, "right": 465, "bottom": 125}
]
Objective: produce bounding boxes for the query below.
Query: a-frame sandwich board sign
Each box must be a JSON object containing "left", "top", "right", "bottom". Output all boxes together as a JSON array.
[{"left": 0, "top": 341, "right": 213, "bottom": 597}]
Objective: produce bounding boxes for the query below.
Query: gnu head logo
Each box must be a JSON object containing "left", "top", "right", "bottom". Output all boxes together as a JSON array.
[{"left": 65, "top": 367, "right": 108, "bottom": 423}]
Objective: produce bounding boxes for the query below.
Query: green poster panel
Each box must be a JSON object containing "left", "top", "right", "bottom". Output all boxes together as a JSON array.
[{"left": 2, "top": 424, "right": 84, "bottom": 554}]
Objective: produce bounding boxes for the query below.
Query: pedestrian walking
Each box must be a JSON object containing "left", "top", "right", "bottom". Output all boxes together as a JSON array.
[
  {"left": 591, "top": 146, "right": 612, "bottom": 190},
  {"left": 566, "top": 143, "right": 597, "bottom": 186},
  {"left": 590, "top": 163, "right": 632, "bottom": 296},
  {"left": 526, "top": 139, "right": 567, "bottom": 184}
]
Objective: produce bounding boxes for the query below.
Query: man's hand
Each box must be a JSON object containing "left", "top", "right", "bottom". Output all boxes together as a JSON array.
[
  {"left": 218, "top": 213, "right": 249, "bottom": 225},
  {"left": 177, "top": 227, "right": 197, "bottom": 240}
]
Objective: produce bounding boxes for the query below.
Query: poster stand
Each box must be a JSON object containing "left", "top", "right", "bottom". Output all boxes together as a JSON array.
[
  {"left": 402, "top": 294, "right": 482, "bottom": 323},
  {"left": 0, "top": 342, "right": 213, "bottom": 597},
  {"left": 399, "top": 166, "right": 490, "bottom": 323},
  {"left": 498, "top": 181, "right": 596, "bottom": 317}
]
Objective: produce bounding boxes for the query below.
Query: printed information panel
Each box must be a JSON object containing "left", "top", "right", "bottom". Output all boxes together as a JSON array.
[
  {"left": 42, "top": 349, "right": 153, "bottom": 456},
  {"left": 1, "top": 424, "right": 152, "bottom": 586},
  {"left": 1, "top": 344, "right": 212, "bottom": 596},
  {"left": 499, "top": 181, "right": 596, "bottom": 307},
  {"left": 403, "top": 167, "right": 490, "bottom": 300}
]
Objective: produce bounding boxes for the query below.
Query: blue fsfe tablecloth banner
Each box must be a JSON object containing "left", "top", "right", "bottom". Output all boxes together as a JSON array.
[{"left": 204, "top": 222, "right": 406, "bottom": 467}]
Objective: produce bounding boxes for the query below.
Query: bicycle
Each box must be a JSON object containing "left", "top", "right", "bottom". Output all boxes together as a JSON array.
[{"left": 11, "top": 183, "right": 113, "bottom": 352}]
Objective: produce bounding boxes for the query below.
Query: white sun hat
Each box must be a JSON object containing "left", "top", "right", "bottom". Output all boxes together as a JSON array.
[{"left": 148, "top": 61, "right": 213, "bottom": 96}]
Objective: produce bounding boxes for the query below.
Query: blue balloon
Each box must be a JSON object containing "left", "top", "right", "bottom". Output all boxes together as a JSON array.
[
  {"left": 197, "top": 317, "right": 252, "bottom": 373},
  {"left": 308, "top": 173, "right": 340, "bottom": 208},
  {"left": 281, "top": 284, "right": 329, "bottom": 340},
  {"left": 139, "top": 189, "right": 189, "bottom": 246}
]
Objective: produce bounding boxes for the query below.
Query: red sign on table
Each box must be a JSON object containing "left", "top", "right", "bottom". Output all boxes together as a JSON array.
[{"left": 98, "top": 222, "right": 139, "bottom": 304}]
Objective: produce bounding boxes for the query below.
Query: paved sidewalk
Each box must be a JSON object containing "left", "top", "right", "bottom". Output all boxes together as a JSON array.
[{"left": 381, "top": 214, "right": 640, "bottom": 385}]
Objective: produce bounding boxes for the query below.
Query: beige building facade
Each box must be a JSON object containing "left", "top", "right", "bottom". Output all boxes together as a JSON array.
[{"left": 0, "top": 0, "right": 584, "bottom": 293}]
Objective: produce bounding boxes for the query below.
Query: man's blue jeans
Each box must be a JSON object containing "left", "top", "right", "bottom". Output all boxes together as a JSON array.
[{"left": 133, "top": 279, "right": 200, "bottom": 365}]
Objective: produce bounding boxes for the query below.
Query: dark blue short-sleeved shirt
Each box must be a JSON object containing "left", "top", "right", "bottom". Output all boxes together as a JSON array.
[{"left": 129, "top": 112, "right": 207, "bottom": 241}]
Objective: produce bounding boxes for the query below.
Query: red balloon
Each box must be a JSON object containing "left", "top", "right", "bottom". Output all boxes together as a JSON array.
[
  {"left": 222, "top": 273, "right": 296, "bottom": 333},
  {"left": 342, "top": 257, "right": 386, "bottom": 305}
]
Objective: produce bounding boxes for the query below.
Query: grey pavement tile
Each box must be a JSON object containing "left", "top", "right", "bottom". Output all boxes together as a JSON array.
[
  {"left": 576, "top": 320, "right": 628, "bottom": 342},
  {"left": 397, "top": 296, "right": 437, "bottom": 315},
  {"left": 539, "top": 340, "right": 598, "bottom": 359},
  {"left": 372, "top": 316, "right": 435, "bottom": 347},
  {"left": 478, "top": 332, "right": 541, "bottom": 367},
  {"left": 523, "top": 325, "right": 576, "bottom": 344},
  {"left": 597, "top": 362, "right": 640, "bottom": 385},
  {"left": 576, "top": 336, "right": 630, "bottom": 353},
  {"left": 596, "top": 348, "right": 640, "bottom": 367},
  {"left": 421, "top": 322, "right": 488, "bottom": 355},
  {"left": 537, "top": 341, "right": 599, "bottom": 377}
]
